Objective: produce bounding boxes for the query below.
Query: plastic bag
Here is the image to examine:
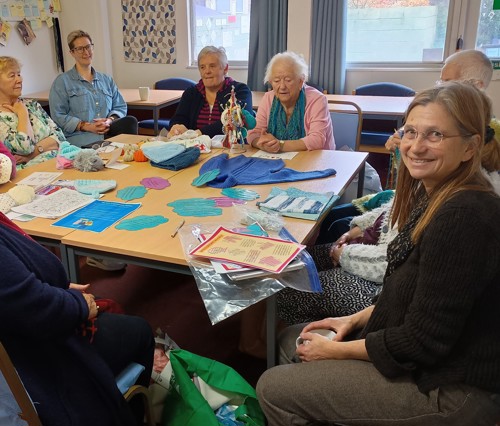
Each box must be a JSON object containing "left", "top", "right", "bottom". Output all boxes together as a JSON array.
[{"left": 178, "top": 222, "right": 321, "bottom": 325}]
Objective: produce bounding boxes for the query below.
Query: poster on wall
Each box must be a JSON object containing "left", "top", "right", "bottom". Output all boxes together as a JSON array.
[
  {"left": 122, "top": 0, "right": 176, "bottom": 64},
  {"left": 17, "top": 17, "right": 35, "bottom": 45}
]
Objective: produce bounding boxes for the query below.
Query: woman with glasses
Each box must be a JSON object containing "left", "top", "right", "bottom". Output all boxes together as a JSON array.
[
  {"left": 49, "top": 30, "right": 137, "bottom": 148},
  {"left": 247, "top": 51, "right": 334, "bottom": 152},
  {"left": 257, "top": 82, "right": 500, "bottom": 426},
  {"left": 0, "top": 56, "right": 67, "bottom": 169}
]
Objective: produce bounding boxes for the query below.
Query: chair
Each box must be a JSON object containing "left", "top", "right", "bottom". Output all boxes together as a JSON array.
[
  {"left": 328, "top": 100, "right": 363, "bottom": 152},
  {"left": 0, "top": 342, "right": 42, "bottom": 426},
  {"left": 352, "top": 82, "right": 415, "bottom": 154},
  {"left": 0, "top": 342, "right": 154, "bottom": 426},
  {"left": 138, "top": 77, "right": 196, "bottom": 135}
]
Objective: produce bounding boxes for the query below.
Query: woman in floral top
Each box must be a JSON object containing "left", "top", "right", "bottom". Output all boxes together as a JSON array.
[{"left": 0, "top": 56, "right": 66, "bottom": 169}]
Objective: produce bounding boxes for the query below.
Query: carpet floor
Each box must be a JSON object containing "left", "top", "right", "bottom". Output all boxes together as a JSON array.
[{"left": 81, "top": 261, "right": 267, "bottom": 387}]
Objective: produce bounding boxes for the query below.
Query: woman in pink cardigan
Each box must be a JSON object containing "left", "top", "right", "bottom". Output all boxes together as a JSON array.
[{"left": 247, "top": 51, "right": 334, "bottom": 153}]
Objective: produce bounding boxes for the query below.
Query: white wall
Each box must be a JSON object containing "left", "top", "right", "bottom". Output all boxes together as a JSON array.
[
  {"left": 30, "top": 0, "right": 500, "bottom": 117},
  {"left": 0, "top": 23, "right": 59, "bottom": 95}
]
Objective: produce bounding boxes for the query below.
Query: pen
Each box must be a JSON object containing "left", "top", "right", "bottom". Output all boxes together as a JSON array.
[{"left": 171, "top": 219, "right": 185, "bottom": 238}]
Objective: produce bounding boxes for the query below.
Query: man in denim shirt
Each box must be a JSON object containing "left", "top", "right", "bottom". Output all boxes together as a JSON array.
[{"left": 49, "top": 30, "right": 137, "bottom": 148}]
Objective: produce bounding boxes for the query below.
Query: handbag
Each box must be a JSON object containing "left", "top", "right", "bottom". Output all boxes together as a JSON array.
[{"left": 159, "top": 349, "right": 265, "bottom": 426}]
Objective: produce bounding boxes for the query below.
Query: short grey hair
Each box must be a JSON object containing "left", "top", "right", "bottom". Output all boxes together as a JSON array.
[
  {"left": 67, "top": 30, "right": 93, "bottom": 50},
  {"left": 197, "top": 46, "right": 228, "bottom": 69},
  {"left": 445, "top": 49, "right": 493, "bottom": 89},
  {"left": 263, "top": 51, "right": 309, "bottom": 84}
]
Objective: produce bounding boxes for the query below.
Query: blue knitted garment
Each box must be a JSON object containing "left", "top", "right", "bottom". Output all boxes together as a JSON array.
[{"left": 198, "top": 154, "right": 336, "bottom": 188}]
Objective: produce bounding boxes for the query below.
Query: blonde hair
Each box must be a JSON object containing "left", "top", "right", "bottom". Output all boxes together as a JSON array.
[
  {"left": 0, "top": 56, "right": 21, "bottom": 74},
  {"left": 391, "top": 82, "right": 497, "bottom": 243},
  {"left": 263, "top": 51, "right": 309, "bottom": 84},
  {"left": 67, "top": 30, "right": 92, "bottom": 50}
]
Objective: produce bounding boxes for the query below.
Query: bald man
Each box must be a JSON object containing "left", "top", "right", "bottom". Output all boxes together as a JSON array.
[{"left": 386, "top": 49, "right": 493, "bottom": 151}]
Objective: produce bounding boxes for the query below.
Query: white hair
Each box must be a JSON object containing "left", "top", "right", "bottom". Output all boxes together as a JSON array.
[{"left": 263, "top": 51, "right": 309, "bottom": 84}]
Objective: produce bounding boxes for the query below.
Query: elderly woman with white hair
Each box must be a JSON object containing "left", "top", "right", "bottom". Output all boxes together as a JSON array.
[
  {"left": 168, "top": 45, "right": 254, "bottom": 138},
  {"left": 247, "top": 51, "right": 334, "bottom": 153}
]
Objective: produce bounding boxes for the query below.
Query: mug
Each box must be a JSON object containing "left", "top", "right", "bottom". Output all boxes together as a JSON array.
[
  {"left": 296, "top": 328, "right": 336, "bottom": 347},
  {"left": 139, "top": 86, "right": 150, "bottom": 101}
]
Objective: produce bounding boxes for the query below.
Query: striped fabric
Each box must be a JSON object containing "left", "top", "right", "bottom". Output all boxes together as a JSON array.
[{"left": 195, "top": 77, "right": 234, "bottom": 129}]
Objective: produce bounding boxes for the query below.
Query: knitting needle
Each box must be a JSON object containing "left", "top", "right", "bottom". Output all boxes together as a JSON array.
[{"left": 171, "top": 219, "right": 185, "bottom": 238}]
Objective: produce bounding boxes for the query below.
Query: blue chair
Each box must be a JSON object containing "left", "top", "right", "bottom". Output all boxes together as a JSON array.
[
  {"left": 138, "top": 77, "right": 196, "bottom": 135},
  {"left": 353, "top": 82, "right": 415, "bottom": 153},
  {"left": 0, "top": 342, "right": 154, "bottom": 426},
  {"left": 328, "top": 100, "right": 363, "bottom": 151}
]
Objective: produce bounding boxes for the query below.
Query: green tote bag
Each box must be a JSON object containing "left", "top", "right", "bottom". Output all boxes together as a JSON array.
[{"left": 161, "top": 349, "right": 265, "bottom": 426}]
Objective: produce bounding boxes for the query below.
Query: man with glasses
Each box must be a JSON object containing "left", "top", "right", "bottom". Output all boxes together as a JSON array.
[{"left": 49, "top": 30, "right": 138, "bottom": 149}]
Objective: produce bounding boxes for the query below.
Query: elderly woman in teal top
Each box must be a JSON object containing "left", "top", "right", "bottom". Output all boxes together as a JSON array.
[
  {"left": 247, "top": 51, "right": 335, "bottom": 153},
  {"left": 0, "top": 56, "right": 65, "bottom": 169}
]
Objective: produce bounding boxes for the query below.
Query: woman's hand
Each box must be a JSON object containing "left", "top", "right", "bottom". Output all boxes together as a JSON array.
[
  {"left": 385, "top": 129, "right": 402, "bottom": 152},
  {"left": 329, "top": 243, "right": 345, "bottom": 266},
  {"left": 82, "top": 292, "right": 98, "bottom": 319},
  {"left": 69, "top": 283, "right": 91, "bottom": 292},
  {"left": 168, "top": 124, "right": 188, "bottom": 138},
  {"left": 253, "top": 132, "right": 280, "bottom": 153},
  {"left": 302, "top": 316, "right": 357, "bottom": 343}
]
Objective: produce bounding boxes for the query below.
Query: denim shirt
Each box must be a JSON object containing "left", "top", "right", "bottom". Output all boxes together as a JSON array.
[{"left": 49, "top": 66, "right": 127, "bottom": 147}]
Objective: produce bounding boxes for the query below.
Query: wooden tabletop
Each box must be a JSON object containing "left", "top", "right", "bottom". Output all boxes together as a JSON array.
[
  {"left": 24, "top": 89, "right": 183, "bottom": 108},
  {"left": 60, "top": 149, "right": 367, "bottom": 267},
  {"left": 251, "top": 91, "right": 412, "bottom": 116}
]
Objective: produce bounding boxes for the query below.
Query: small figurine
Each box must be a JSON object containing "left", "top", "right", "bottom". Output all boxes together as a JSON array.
[{"left": 221, "top": 86, "right": 256, "bottom": 152}]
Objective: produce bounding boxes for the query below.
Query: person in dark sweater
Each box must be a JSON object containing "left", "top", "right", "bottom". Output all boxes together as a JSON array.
[
  {"left": 256, "top": 82, "right": 500, "bottom": 426},
  {"left": 167, "top": 45, "right": 253, "bottom": 138},
  {"left": 0, "top": 212, "right": 155, "bottom": 426}
]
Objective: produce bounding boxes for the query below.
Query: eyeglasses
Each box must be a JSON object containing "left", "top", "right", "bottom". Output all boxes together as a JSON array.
[
  {"left": 402, "top": 127, "right": 472, "bottom": 144},
  {"left": 91, "top": 141, "right": 114, "bottom": 153},
  {"left": 71, "top": 44, "right": 94, "bottom": 54}
]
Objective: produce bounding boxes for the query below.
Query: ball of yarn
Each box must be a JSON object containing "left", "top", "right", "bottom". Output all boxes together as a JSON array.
[
  {"left": 0, "top": 154, "right": 13, "bottom": 184},
  {"left": 73, "top": 149, "right": 105, "bottom": 172},
  {"left": 8, "top": 185, "right": 36, "bottom": 205}
]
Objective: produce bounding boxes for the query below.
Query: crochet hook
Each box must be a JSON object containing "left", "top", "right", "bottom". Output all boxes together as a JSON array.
[{"left": 171, "top": 219, "right": 185, "bottom": 238}]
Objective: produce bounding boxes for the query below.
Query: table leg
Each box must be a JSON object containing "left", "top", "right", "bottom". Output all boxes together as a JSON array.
[
  {"left": 66, "top": 246, "right": 81, "bottom": 283},
  {"left": 266, "top": 295, "right": 278, "bottom": 368},
  {"left": 357, "top": 161, "right": 366, "bottom": 198},
  {"left": 153, "top": 108, "right": 159, "bottom": 135}
]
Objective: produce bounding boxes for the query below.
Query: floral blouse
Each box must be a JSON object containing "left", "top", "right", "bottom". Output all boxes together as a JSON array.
[{"left": 0, "top": 99, "right": 66, "bottom": 169}]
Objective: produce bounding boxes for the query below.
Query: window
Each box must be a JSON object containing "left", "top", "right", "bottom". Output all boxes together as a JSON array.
[
  {"left": 475, "top": 0, "right": 500, "bottom": 58},
  {"left": 189, "top": 0, "right": 251, "bottom": 67},
  {"left": 346, "top": 0, "right": 453, "bottom": 64}
]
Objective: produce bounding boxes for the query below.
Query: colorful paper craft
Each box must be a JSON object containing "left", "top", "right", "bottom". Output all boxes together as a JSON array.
[
  {"left": 221, "top": 188, "right": 260, "bottom": 200},
  {"left": 192, "top": 169, "right": 220, "bottom": 187},
  {"left": 117, "top": 185, "right": 148, "bottom": 201},
  {"left": 115, "top": 215, "right": 169, "bottom": 231},
  {"left": 140, "top": 177, "right": 170, "bottom": 190},
  {"left": 167, "top": 198, "right": 222, "bottom": 217},
  {"left": 208, "top": 196, "right": 245, "bottom": 207},
  {"left": 190, "top": 226, "right": 305, "bottom": 273}
]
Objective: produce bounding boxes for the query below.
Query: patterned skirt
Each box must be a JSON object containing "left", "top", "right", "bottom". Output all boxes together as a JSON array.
[{"left": 277, "top": 244, "right": 381, "bottom": 325}]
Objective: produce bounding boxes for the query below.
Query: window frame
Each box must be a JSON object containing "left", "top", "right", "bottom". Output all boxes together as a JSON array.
[
  {"left": 345, "top": 0, "right": 484, "bottom": 70},
  {"left": 187, "top": 0, "right": 251, "bottom": 69}
]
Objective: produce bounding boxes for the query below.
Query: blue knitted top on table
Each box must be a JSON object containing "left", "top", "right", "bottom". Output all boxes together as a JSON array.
[{"left": 199, "top": 154, "right": 336, "bottom": 188}]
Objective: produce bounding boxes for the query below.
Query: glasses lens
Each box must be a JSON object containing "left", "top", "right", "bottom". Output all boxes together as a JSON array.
[
  {"left": 74, "top": 44, "right": 93, "bottom": 53},
  {"left": 426, "top": 131, "right": 443, "bottom": 143},
  {"left": 91, "top": 143, "right": 100, "bottom": 150}
]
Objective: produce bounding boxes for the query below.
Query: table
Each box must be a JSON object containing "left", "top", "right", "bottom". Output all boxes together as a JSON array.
[
  {"left": 24, "top": 89, "right": 184, "bottom": 135},
  {"left": 9, "top": 145, "right": 367, "bottom": 366},
  {"left": 251, "top": 91, "right": 412, "bottom": 117}
]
